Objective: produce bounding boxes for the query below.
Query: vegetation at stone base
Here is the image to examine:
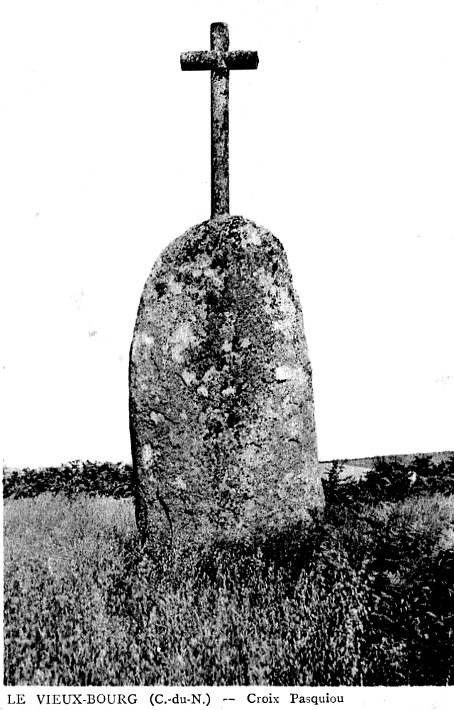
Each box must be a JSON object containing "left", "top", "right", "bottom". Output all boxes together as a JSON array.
[{"left": 4, "top": 487, "right": 454, "bottom": 686}]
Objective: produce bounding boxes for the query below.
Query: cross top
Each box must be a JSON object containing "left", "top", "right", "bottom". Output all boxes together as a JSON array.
[{"left": 181, "top": 23, "right": 259, "bottom": 219}]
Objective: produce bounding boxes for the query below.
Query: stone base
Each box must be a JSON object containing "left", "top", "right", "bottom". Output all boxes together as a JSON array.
[{"left": 129, "top": 216, "right": 324, "bottom": 547}]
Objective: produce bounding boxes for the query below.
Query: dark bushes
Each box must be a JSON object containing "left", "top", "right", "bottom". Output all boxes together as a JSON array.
[
  {"left": 3, "top": 460, "right": 133, "bottom": 500},
  {"left": 323, "top": 454, "right": 454, "bottom": 509}
]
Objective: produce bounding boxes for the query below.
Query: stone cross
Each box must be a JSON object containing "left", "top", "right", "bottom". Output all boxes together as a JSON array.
[{"left": 181, "top": 22, "right": 259, "bottom": 219}]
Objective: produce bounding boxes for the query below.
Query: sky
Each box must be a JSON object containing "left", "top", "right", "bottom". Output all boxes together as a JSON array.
[{"left": 2, "top": 0, "right": 453, "bottom": 468}]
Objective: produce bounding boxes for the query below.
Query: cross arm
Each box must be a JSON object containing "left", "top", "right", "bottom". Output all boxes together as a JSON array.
[
  {"left": 180, "top": 51, "right": 213, "bottom": 71},
  {"left": 180, "top": 50, "right": 259, "bottom": 71},
  {"left": 226, "top": 50, "right": 259, "bottom": 70}
]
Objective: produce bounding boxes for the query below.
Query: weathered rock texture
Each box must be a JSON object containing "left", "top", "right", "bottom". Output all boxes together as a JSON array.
[{"left": 129, "top": 215, "right": 324, "bottom": 547}]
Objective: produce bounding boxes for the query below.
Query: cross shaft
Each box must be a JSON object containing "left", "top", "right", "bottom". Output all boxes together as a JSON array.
[{"left": 181, "top": 23, "right": 259, "bottom": 219}]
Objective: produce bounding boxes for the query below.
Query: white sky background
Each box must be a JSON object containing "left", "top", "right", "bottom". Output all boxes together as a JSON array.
[{"left": 2, "top": 0, "right": 453, "bottom": 468}]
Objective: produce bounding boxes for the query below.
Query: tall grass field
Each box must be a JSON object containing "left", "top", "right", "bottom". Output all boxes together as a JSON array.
[{"left": 3, "top": 456, "right": 454, "bottom": 685}]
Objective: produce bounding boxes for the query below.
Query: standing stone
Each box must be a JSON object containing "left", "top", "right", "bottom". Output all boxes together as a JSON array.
[{"left": 129, "top": 215, "right": 324, "bottom": 547}]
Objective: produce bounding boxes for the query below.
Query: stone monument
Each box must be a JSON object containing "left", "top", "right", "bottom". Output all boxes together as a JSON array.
[{"left": 129, "top": 22, "right": 324, "bottom": 548}]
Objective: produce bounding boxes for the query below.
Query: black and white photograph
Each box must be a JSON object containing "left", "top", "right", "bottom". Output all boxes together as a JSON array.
[{"left": 2, "top": 0, "right": 454, "bottom": 704}]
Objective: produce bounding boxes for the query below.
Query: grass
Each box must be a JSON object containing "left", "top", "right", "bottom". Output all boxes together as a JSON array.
[{"left": 4, "top": 483, "right": 454, "bottom": 686}]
